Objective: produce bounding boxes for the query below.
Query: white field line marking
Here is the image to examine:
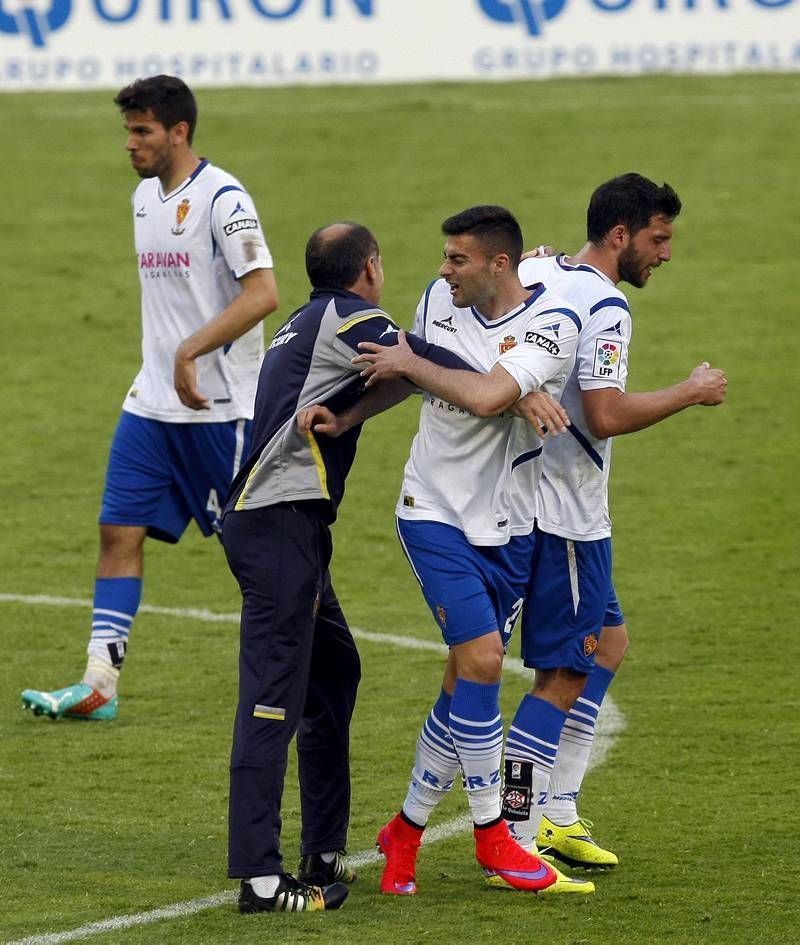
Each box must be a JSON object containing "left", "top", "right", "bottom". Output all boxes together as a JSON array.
[{"left": 3, "top": 592, "right": 624, "bottom": 945}]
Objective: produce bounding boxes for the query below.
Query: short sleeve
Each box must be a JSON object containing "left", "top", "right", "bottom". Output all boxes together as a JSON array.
[
  {"left": 498, "top": 305, "right": 580, "bottom": 396},
  {"left": 210, "top": 186, "right": 273, "bottom": 279},
  {"left": 577, "top": 299, "right": 632, "bottom": 392}
]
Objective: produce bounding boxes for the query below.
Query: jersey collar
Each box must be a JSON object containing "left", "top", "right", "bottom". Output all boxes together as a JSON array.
[
  {"left": 158, "top": 158, "right": 209, "bottom": 202},
  {"left": 470, "top": 282, "right": 546, "bottom": 330}
]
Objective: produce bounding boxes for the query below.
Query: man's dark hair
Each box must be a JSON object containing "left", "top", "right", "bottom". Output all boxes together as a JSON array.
[
  {"left": 114, "top": 75, "right": 198, "bottom": 144},
  {"left": 587, "top": 173, "right": 681, "bottom": 245},
  {"left": 305, "top": 223, "right": 380, "bottom": 290},
  {"left": 441, "top": 205, "right": 523, "bottom": 267}
]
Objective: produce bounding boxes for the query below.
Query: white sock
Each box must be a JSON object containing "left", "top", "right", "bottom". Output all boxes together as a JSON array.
[
  {"left": 449, "top": 680, "right": 504, "bottom": 826},
  {"left": 503, "top": 695, "right": 567, "bottom": 848},
  {"left": 545, "top": 667, "right": 616, "bottom": 826},
  {"left": 403, "top": 690, "right": 460, "bottom": 826},
  {"left": 82, "top": 655, "right": 120, "bottom": 698},
  {"left": 249, "top": 875, "right": 281, "bottom": 897}
]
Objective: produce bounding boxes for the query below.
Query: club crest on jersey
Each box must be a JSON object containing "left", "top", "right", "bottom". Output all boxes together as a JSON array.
[
  {"left": 593, "top": 338, "right": 623, "bottom": 379},
  {"left": 171, "top": 198, "right": 191, "bottom": 235},
  {"left": 583, "top": 633, "right": 599, "bottom": 657},
  {"left": 499, "top": 335, "right": 517, "bottom": 354}
]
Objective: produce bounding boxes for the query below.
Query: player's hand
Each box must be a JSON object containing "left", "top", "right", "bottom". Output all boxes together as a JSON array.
[
  {"left": 521, "top": 245, "right": 557, "bottom": 260},
  {"left": 296, "top": 404, "right": 347, "bottom": 437},
  {"left": 510, "top": 391, "right": 570, "bottom": 436},
  {"left": 174, "top": 347, "right": 210, "bottom": 410},
  {"left": 353, "top": 329, "right": 416, "bottom": 388},
  {"left": 688, "top": 361, "right": 727, "bottom": 406}
]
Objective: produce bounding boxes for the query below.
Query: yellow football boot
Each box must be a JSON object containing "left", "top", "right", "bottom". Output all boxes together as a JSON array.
[{"left": 537, "top": 817, "right": 618, "bottom": 870}]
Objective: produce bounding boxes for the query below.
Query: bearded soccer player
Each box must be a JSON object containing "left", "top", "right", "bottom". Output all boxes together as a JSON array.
[
  {"left": 22, "top": 75, "right": 278, "bottom": 721},
  {"left": 497, "top": 174, "right": 727, "bottom": 871}
]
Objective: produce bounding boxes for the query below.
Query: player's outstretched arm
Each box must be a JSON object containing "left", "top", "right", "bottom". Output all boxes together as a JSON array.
[
  {"left": 583, "top": 361, "right": 728, "bottom": 439},
  {"left": 174, "top": 268, "right": 279, "bottom": 410},
  {"left": 355, "top": 330, "right": 521, "bottom": 417},
  {"left": 296, "top": 378, "right": 415, "bottom": 438}
]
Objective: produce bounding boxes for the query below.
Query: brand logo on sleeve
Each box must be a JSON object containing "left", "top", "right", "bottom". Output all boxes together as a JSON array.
[
  {"left": 223, "top": 218, "right": 258, "bottom": 236},
  {"left": 524, "top": 331, "right": 560, "bottom": 354}
]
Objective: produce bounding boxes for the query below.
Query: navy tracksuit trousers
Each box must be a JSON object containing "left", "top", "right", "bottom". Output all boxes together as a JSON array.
[{"left": 222, "top": 502, "right": 361, "bottom": 878}]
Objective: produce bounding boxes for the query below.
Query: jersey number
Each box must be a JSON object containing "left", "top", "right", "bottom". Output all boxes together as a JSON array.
[
  {"left": 206, "top": 489, "right": 222, "bottom": 517},
  {"left": 502, "top": 597, "right": 524, "bottom": 638}
]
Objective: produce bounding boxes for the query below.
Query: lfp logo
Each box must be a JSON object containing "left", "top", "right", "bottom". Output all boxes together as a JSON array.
[
  {"left": 478, "top": 0, "right": 569, "bottom": 36},
  {"left": 594, "top": 340, "right": 621, "bottom": 378},
  {"left": 0, "top": 0, "right": 71, "bottom": 46}
]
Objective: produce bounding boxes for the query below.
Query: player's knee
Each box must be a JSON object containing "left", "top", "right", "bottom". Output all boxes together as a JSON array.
[
  {"left": 98, "top": 523, "right": 146, "bottom": 572},
  {"left": 596, "top": 623, "right": 629, "bottom": 671},
  {"left": 454, "top": 635, "right": 504, "bottom": 684},
  {"left": 532, "top": 667, "right": 587, "bottom": 711}
]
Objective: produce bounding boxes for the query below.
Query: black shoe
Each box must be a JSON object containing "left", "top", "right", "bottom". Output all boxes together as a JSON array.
[
  {"left": 297, "top": 851, "right": 357, "bottom": 887},
  {"left": 238, "top": 873, "right": 349, "bottom": 913}
]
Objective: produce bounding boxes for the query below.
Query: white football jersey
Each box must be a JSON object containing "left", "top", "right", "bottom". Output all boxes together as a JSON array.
[
  {"left": 515, "top": 255, "right": 632, "bottom": 541},
  {"left": 123, "top": 160, "right": 273, "bottom": 423},
  {"left": 396, "top": 278, "right": 579, "bottom": 546}
]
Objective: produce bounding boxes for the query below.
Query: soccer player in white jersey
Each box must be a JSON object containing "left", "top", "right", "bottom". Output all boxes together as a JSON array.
[
  {"left": 343, "top": 205, "right": 597, "bottom": 895},
  {"left": 496, "top": 174, "right": 727, "bottom": 871},
  {"left": 21, "top": 75, "right": 278, "bottom": 722}
]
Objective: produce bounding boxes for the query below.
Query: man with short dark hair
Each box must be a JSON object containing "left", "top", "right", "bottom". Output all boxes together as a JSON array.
[
  {"left": 496, "top": 173, "right": 727, "bottom": 869},
  {"left": 332, "top": 205, "right": 586, "bottom": 896},
  {"left": 22, "top": 74, "right": 278, "bottom": 722}
]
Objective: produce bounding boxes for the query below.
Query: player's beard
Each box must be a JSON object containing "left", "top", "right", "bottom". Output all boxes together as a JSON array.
[
  {"left": 617, "top": 244, "right": 649, "bottom": 289},
  {"left": 132, "top": 146, "right": 173, "bottom": 181}
]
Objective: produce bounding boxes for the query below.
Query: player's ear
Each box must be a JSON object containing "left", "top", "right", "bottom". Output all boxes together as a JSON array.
[
  {"left": 365, "top": 255, "right": 381, "bottom": 283},
  {"left": 492, "top": 252, "right": 511, "bottom": 275},
  {"left": 169, "top": 120, "right": 191, "bottom": 146},
  {"left": 608, "top": 224, "right": 629, "bottom": 248}
]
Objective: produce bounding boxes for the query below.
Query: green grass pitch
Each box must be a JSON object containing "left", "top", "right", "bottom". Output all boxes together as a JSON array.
[{"left": 1, "top": 73, "right": 799, "bottom": 945}]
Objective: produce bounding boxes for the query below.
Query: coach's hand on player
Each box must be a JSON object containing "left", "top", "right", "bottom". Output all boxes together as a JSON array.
[
  {"left": 354, "top": 329, "right": 416, "bottom": 387},
  {"left": 511, "top": 391, "right": 570, "bottom": 436},
  {"left": 296, "top": 404, "right": 347, "bottom": 437},
  {"left": 174, "top": 344, "right": 210, "bottom": 410},
  {"left": 687, "top": 361, "right": 728, "bottom": 406}
]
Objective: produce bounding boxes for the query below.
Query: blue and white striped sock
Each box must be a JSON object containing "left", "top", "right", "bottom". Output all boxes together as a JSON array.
[
  {"left": 85, "top": 577, "right": 142, "bottom": 693},
  {"left": 403, "top": 689, "right": 460, "bottom": 827},
  {"left": 449, "top": 679, "right": 504, "bottom": 826},
  {"left": 545, "top": 665, "right": 616, "bottom": 826},
  {"left": 503, "top": 694, "right": 567, "bottom": 849}
]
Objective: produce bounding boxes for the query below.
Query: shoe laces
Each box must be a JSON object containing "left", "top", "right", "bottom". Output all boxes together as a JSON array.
[{"left": 275, "top": 874, "right": 323, "bottom": 911}]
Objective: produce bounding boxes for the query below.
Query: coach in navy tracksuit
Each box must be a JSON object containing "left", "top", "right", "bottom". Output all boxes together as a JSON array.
[{"left": 221, "top": 222, "right": 396, "bottom": 912}]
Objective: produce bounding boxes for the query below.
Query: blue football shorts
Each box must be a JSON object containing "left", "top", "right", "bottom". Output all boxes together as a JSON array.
[
  {"left": 99, "top": 411, "right": 252, "bottom": 543},
  {"left": 396, "top": 518, "right": 535, "bottom": 648},
  {"left": 521, "top": 527, "right": 625, "bottom": 673}
]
